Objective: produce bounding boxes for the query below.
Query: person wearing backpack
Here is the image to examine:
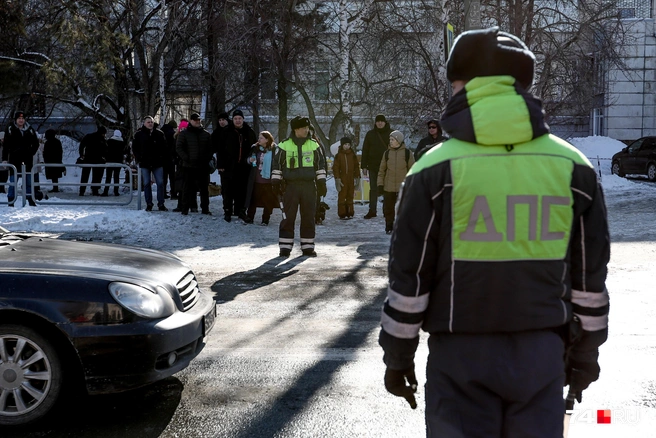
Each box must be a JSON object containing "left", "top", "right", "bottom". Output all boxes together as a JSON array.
[{"left": 377, "top": 130, "right": 414, "bottom": 234}]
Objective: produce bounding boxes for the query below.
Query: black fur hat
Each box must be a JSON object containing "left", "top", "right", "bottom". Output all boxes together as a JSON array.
[
  {"left": 446, "top": 27, "right": 535, "bottom": 89},
  {"left": 290, "top": 116, "right": 310, "bottom": 130},
  {"left": 340, "top": 136, "right": 351, "bottom": 146}
]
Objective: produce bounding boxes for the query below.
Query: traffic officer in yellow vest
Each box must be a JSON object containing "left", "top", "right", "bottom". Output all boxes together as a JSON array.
[{"left": 272, "top": 116, "right": 327, "bottom": 257}]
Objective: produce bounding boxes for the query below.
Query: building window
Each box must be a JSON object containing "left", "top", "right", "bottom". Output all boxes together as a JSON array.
[
  {"left": 315, "top": 63, "right": 330, "bottom": 101},
  {"left": 591, "top": 108, "right": 604, "bottom": 136},
  {"left": 618, "top": 8, "right": 635, "bottom": 18}
]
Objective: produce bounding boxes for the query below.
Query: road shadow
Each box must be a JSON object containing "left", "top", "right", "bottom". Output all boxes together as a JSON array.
[
  {"left": 226, "top": 252, "right": 388, "bottom": 437},
  {"left": 1, "top": 377, "right": 183, "bottom": 438},
  {"left": 211, "top": 255, "right": 308, "bottom": 303}
]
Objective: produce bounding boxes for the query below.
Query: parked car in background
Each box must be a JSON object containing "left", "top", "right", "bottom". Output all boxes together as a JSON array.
[
  {"left": 611, "top": 136, "right": 656, "bottom": 181},
  {"left": 0, "top": 226, "right": 216, "bottom": 426}
]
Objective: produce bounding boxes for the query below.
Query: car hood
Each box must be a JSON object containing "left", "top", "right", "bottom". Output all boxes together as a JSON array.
[{"left": 0, "top": 237, "right": 190, "bottom": 286}]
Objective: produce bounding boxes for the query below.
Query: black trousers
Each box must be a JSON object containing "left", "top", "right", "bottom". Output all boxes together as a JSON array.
[
  {"left": 279, "top": 181, "right": 317, "bottom": 252},
  {"left": 181, "top": 167, "right": 209, "bottom": 211},
  {"left": 425, "top": 331, "right": 565, "bottom": 438},
  {"left": 80, "top": 166, "right": 104, "bottom": 194},
  {"left": 103, "top": 162, "right": 122, "bottom": 195},
  {"left": 383, "top": 191, "right": 398, "bottom": 224},
  {"left": 367, "top": 168, "right": 379, "bottom": 213}
]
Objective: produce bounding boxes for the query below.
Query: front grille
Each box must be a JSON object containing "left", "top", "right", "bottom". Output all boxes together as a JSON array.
[{"left": 176, "top": 271, "right": 200, "bottom": 311}]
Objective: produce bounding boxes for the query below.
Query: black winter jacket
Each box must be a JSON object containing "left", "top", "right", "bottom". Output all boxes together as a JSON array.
[
  {"left": 2, "top": 122, "right": 40, "bottom": 168},
  {"left": 361, "top": 122, "right": 392, "bottom": 171},
  {"left": 176, "top": 125, "right": 213, "bottom": 169},
  {"left": 132, "top": 127, "right": 167, "bottom": 169},
  {"left": 216, "top": 123, "right": 257, "bottom": 175},
  {"left": 79, "top": 132, "right": 107, "bottom": 164},
  {"left": 106, "top": 137, "right": 126, "bottom": 163}
]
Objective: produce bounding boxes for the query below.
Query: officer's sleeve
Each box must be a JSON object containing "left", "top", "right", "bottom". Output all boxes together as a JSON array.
[
  {"left": 314, "top": 147, "right": 326, "bottom": 182},
  {"left": 569, "top": 166, "right": 610, "bottom": 362},
  {"left": 379, "top": 169, "right": 443, "bottom": 369},
  {"left": 271, "top": 147, "right": 285, "bottom": 182}
]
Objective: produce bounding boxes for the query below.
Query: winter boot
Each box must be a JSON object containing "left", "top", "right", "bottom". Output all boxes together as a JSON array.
[
  {"left": 224, "top": 210, "right": 232, "bottom": 222},
  {"left": 364, "top": 211, "right": 377, "bottom": 219},
  {"left": 385, "top": 221, "right": 393, "bottom": 234}
]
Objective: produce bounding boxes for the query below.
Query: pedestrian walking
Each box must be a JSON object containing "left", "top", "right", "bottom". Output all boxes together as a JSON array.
[
  {"left": 2, "top": 111, "right": 40, "bottom": 206},
  {"left": 332, "top": 136, "right": 360, "bottom": 219},
  {"left": 216, "top": 109, "right": 257, "bottom": 222},
  {"left": 376, "top": 130, "right": 414, "bottom": 234},
  {"left": 244, "top": 131, "right": 277, "bottom": 225},
  {"left": 176, "top": 113, "right": 213, "bottom": 215},
  {"left": 43, "top": 129, "right": 65, "bottom": 193},
  {"left": 361, "top": 114, "right": 392, "bottom": 218},
  {"left": 78, "top": 126, "right": 108, "bottom": 196},
  {"left": 133, "top": 116, "right": 168, "bottom": 211},
  {"left": 414, "top": 120, "right": 446, "bottom": 161},
  {"left": 272, "top": 116, "right": 327, "bottom": 257},
  {"left": 379, "top": 27, "right": 611, "bottom": 438},
  {"left": 102, "top": 130, "right": 126, "bottom": 196}
]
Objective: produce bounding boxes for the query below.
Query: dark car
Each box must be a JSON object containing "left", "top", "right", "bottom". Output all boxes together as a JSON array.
[
  {"left": 0, "top": 226, "right": 216, "bottom": 426},
  {"left": 611, "top": 136, "right": 656, "bottom": 181}
]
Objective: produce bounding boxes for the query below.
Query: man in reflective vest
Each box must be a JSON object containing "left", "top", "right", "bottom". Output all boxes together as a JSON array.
[{"left": 272, "top": 116, "right": 327, "bottom": 257}]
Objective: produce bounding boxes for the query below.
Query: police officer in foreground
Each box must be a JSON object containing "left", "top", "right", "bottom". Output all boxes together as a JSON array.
[
  {"left": 272, "top": 116, "right": 327, "bottom": 257},
  {"left": 379, "top": 27, "right": 610, "bottom": 437}
]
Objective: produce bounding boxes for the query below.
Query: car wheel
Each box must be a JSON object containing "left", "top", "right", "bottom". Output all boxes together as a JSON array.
[
  {"left": 648, "top": 163, "right": 656, "bottom": 182},
  {"left": 611, "top": 161, "right": 625, "bottom": 177},
  {"left": 0, "top": 325, "right": 63, "bottom": 426}
]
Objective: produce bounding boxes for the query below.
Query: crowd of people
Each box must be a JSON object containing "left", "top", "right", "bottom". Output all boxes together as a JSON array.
[{"left": 1, "top": 107, "right": 450, "bottom": 256}]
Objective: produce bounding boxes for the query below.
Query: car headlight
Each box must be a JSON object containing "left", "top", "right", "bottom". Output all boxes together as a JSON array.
[{"left": 108, "top": 282, "right": 176, "bottom": 319}]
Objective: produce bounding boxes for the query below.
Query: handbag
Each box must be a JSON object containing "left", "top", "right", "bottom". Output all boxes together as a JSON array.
[{"left": 208, "top": 156, "right": 217, "bottom": 174}]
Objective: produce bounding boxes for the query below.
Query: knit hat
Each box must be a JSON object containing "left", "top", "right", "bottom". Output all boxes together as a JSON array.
[
  {"left": 217, "top": 112, "right": 229, "bottom": 120},
  {"left": 340, "top": 136, "right": 351, "bottom": 146},
  {"left": 14, "top": 111, "right": 25, "bottom": 120},
  {"left": 446, "top": 27, "right": 535, "bottom": 90},
  {"left": 390, "top": 130, "right": 404, "bottom": 145},
  {"left": 178, "top": 120, "right": 188, "bottom": 130},
  {"left": 375, "top": 114, "right": 386, "bottom": 123},
  {"left": 113, "top": 129, "right": 122, "bottom": 138},
  {"left": 290, "top": 115, "right": 310, "bottom": 130},
  {"left": 232, "top": 109, "right": 244, "bottom": 118}
]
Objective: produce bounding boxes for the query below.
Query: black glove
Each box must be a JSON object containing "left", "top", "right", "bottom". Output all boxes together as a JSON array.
[
  {"left": 317, "top": 179, "right": 327, "bottom": 197},
  {"left": 377, "top": 185, "right": 384, "bottom": 195},
  {"left": 384, "top": 366, "right": 418, "bottom": 409},
  {"left": 272, "top": 182, "right": 282, "bottom": 197},
  {"left": 565, "top": 360, "right": 600, "bottom": 404}
]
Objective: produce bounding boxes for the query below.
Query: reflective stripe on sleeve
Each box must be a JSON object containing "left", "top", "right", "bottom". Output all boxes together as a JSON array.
[
  {"left": 572, "top": 289, "right": 609, "bottom": 308},
  {"left": 574, "top": 313, "right": 608, "bottom": 331},
  {"left": 381, "top": 312, "right": 422, "bottom": 339},
  {"left": 387, "top": 286, "right": 429, "bottom": 314}
]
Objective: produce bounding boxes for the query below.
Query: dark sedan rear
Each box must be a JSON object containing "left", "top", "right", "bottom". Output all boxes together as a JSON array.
[
  {"left": 611, "top": 136, "right": 656, "bottom": 181},
  {"left": 0, "top": 226, "right": 216, "bottom": 426}
]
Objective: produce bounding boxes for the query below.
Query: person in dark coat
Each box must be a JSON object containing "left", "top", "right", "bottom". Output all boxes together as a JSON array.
[
  {"left": 360, "top": 114, "right": 393, "bottom": 218},
  {"left": 2, "top": 111, "right": 40, "bottom": 206},
  {"left": 0, "top": 134, "right": 6, "bottom": 193},
  {"left": 78, "top": 126, "right": 108, "bottom": 196},
  {"left": 132, "top": 116, "right": 168, "bottom": 211},
  {"left": 161, "top": 120, "right": 177, "bottom": 199},
  {"left": 244, "top": 131, "right": 277, "bottom": 225},
  {"left": 332, "top": 136, "right": 361, "bottom": 219},
  {"left": 216, "top": 109, "right": 257, "bottom": 222},
  {"left": 102, "top": 130, "right": 126, "bottom": 196},
  {"left": 414, "top": 119, "right": 447, "bottom": 161},
  {"left": 176, "top": 113, "right": 213, "bottom": 215},
  {"left": 43, "top": 129, "right": 65, "bottom": 192}
]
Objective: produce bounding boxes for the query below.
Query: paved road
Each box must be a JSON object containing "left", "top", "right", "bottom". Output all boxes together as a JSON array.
[{"left": 5, "top": 181, "right": 656, "bottom": 437}]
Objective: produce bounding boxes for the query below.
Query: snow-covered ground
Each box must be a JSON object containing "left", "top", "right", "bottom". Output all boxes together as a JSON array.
[{"left": 2, "top": 135, "right": 656, "bottom": 435}]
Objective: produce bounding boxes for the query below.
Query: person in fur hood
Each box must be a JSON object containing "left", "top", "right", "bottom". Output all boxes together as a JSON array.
[{"left": 332, "top": 136, "right": 361, "bottom": 219}]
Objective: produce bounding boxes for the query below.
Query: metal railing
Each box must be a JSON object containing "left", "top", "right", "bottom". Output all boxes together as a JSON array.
[
  {"left": 0, "top": 163, "right": 19, "bottom": 206},
  {"left": 2, "top": 163, "right": 139, "bottom": 208}
]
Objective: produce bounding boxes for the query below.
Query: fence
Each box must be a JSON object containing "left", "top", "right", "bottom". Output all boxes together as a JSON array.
[{"left": 1, "top": 163, "right": 139, "bottom": 208}]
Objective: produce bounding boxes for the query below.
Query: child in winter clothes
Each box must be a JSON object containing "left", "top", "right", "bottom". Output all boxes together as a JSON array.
[
  {"left": 332, "top": 136, "right": 361, "bottom": 219},
  {"left": 377, "top": 130, "right": 415, "bottom": 234},
  {"left": 244, "top": 131, "right": 277, "bottom": 225}
]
